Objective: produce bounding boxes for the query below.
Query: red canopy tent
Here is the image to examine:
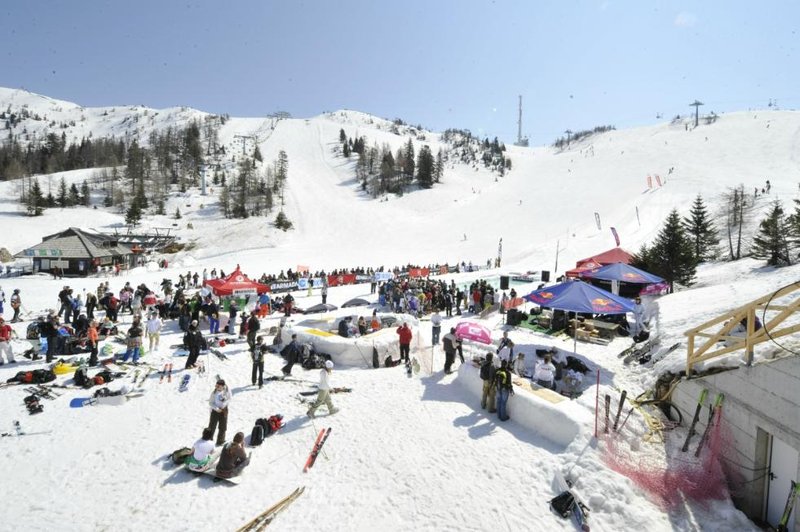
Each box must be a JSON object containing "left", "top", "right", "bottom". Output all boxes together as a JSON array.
[
  {"left": 565, "top": 248, "right": 633, "bottom": 278},
  {"left": 203, "top": 266, "right": 270, "bottom": 296}
]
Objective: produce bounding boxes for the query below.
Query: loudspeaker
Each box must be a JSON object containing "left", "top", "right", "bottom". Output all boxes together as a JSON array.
[
  {"left": 541, "top": 270, "right": 551, "bottom": 282},
  {"left": 500, "top": 275, "right": 510, "bottom": 290}
]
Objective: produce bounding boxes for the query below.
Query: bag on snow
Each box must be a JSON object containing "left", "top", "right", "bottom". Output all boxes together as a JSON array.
[
  {"left": 250, "top": 424, "right": 265, "bottom": 447},
  {"left": 549, "top": 491, "right": 575, "bottom": 518},
  {"left": 171, "top": 447, "right": 193, "bottom": 465},
  {"left": 74, "top": 367, "right": 92, "bottom": 388}
]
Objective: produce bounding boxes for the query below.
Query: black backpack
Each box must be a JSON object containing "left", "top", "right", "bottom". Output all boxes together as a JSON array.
[
  {"left": 480, "top": 362, "right": 492, "bottom": 381},
  {"left": 74, "top": 367, "right": 91, "bottom": 388},
  {"left": 27, "top": 322, "right": 41, "bottom": 340},
  {"left": 250, "top": 424, "right": 265, "bottom": 447}
]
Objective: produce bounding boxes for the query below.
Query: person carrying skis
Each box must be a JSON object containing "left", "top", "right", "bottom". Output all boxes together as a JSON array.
[
  {"left": 208, "top": 379, "right": 231, "bottom": 446},
  {"left": 396, "top": 322, "right": 412, "bottom": 363},
  {"left": 185, "top": 428, "right": 216, "bottom": 471},
  {"left": 480, "top": 353, "right": 497, "bottom": 412},
  {"left": 494, "top": 359, "right": 514, "bottom": 422},
  {"left": 306, "top": 360, "right": 339, "bottom": 418},
  {"left": 251, "top": 336, "right": 266, "bottom": 388},
  {"left": 215, "top": 432, "right": 250, "bottom": 478},
  {"left": 0, "top": 317, "right": 17, "bottom": 365}
]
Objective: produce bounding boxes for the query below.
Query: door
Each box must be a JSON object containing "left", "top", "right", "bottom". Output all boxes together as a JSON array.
[{"left": 767, "top": 435, "right": 799, "bottom": 527}]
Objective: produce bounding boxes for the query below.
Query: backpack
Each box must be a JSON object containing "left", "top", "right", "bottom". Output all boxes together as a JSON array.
[
  {"left": 479, "top": 362, "right": 492, "bottom": 381},
  {"left": 267, "top": 415, "right": 284, "bottom": 435},
  {"left": 171, "top": 447, "right": 193, "bottom": 465},
  {"left": 27, "top": 322, "right": 41, "bottom": 340},
  {"left": 74, "top": 367, "right": 91, "bottom": 388},
  {"left": 250, "top": 424, "right": 265, "bottom": 447}
]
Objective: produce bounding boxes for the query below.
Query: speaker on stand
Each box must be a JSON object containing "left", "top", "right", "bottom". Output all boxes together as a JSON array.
[
  {"left": 500, "top": 275, "right": 510, "bottom": 290},
  {"left": 541, "top": 270, "right": 551, "bottom": 283}
]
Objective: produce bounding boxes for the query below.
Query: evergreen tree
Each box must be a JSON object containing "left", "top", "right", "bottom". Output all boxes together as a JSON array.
[
  {"left": 682, "top": 194, "right": 718, "bottom": 261},
  {"left": 126, "top": 199, "right": 142, "bottom": 226},
  {"left": 647, "top": 209, "right": 697, "bottom": 292},
  {"left": 155, "top": 200, "right": 165, "bottom": 215},
  {"left": 629, "top": 243, "right": 653, "bottom": 272},
  {"left": 219, "top": 185, "right": 230, "bottom": 218},
  {"left": 339, "top": 128, "right": 347, "bottom": 143},
  {"left": 26, "top": 179, "right": 44, "bottom": 216},
  {"left": 80, "top": 180, "right": 91, "bottom": 206},
  {"left": 253, "top": 145, "right": 263, "bottom": 162},
  {"left": 402, "top": 138, "right": 415, "bottom": 178},
  {"left": 751, "top": 200, "right": 792, "bottom": 266},
  {"left": 275, "top": 210, "right": 293, "bottom": 231},
  {"left": 174, "top": 207, "right": 182, "bottom": 220},
  {"left": 46, "top": 192, "right": 56, "bottom": 208},
  {"left": 68, "top": 183, "right": 81, "bottom": 206},
  {"left": 434, "top": 149, "right": 444, "bottom": 183},
  {"left": 416, "top": 145, "right": 434, "bottom": 188},
  {"left": 57, "top": 177, "right": 68, "bottom": 207},
  {"left": 342, "top": 141, "right": 351, "bottom": 157}
]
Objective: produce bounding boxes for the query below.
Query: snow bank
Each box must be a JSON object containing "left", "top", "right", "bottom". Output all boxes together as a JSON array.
[{"left": 455, "top": 362, "right": 591, "bottom": 449}]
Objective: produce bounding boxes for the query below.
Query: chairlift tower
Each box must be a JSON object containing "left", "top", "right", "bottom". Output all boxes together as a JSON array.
[
  {"left": 689, "top": 100, "right": 704, "bottom": 127},
  {"left": 515, "top": 95, "right": 529, "bottom": 147}
]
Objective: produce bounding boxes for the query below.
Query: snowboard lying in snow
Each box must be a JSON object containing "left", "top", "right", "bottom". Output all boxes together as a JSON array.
[{"left": 69, "top": 392, "right": 145, "bottom": 408}]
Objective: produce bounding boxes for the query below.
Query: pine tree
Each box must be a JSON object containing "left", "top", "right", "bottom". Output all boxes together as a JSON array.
[
  {"left": 126, "top": 199, "right": 142, "bottom": 226},
  {"left": 402, "top": 138, "right": 415, "bottom": 178},
  {"left": 80, "top": 180, "right": 91, "bottom": 206},
  {"left": 275, "top": 210, "right": 293, "bottom": 231},
  {"left": 434, "top": 149, "right": 444, "bottom": 183},
  {"left": 27, "top": 179, "right": 44, "bottom": 216},
  {"left": 648, "top": 209, "right": 697, "bottom": 292},
  {"left": 339, "top": 129, "right": 347, "bottom": 143},
  {"left": 751, "top": 201, "right": 792, "bottom": 266},
  {"left": 682, "top": 194, "right": 718, "bottom": 262},
  {"left": 253, "top": 145, "right": 263, "bottom": 163},
  {"left": 219, "top": 185, "right": 230, "bottom": 217},
  {"left": 68, "top": 183, "right": 81, "bottom": 206},
  {"left": 174, "top": 207, "right": 182, "bottom": 220},
  {"left": 416, "top": 145, "right": 434, "bottom": 188},
  {"left": 57, "top": 177, "right": 68, "bottom": 207},
  {"left": 342, "top": 141, "right": 351, "bottom": 157}
]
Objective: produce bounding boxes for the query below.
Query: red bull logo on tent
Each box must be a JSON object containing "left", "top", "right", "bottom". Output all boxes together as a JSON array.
[
  {"left": 622, "top": 272, "right": 645, "bottom": 281},
  {"left": 591, "top": 298, "right": 623, "bottom": 311}
]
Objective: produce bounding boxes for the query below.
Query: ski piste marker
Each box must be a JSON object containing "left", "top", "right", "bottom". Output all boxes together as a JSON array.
[
  {"left": 681, "top": 388, "right": 708, "bottom": 452},
  {"left": 304, "top": 427, "right": 331, "bottom": 472}
]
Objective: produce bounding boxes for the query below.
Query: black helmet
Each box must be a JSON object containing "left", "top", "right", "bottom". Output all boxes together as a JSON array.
[{"left": 13, "top": 288, "right": 19, "bottom": 293}]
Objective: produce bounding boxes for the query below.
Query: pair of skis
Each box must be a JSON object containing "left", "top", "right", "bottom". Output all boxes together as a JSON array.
[
  {"left": 159, "top": 363, "right": 173, "bottom": 384},
  {"left": 236, "top": 486, "right": 306, "bottom": 532},
  {"left": 682, "top": 389, "right": 725, "bottom": 456},
  {"left": 303, "top": 428, "right": 332, "bottom": 473}
]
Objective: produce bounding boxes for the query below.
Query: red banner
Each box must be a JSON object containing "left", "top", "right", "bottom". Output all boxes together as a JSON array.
[
  {"left": 326, "top": 273, "right": 357, "bottom": 287},
  {"left": 407, "top": 268, "right": 431, "bottom": 278}
]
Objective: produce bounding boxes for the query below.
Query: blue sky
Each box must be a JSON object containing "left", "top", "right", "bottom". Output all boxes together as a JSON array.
[{"left": 2, "top": 0, "right": 798, "bottom": 144}]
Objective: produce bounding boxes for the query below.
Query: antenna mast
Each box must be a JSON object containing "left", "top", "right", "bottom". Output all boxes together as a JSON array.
[{"left": 515, "top": 95, "right": 529, "bottom": 147}]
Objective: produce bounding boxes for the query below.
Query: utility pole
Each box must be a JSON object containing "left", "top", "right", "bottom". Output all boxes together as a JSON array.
[
  {"left": 689, "top": 100, "right": 704, "bottom": 127},
  {"left": 233, "top": 134, "right": 254, "bottom": 157},
  {"left": 514, "top": 96, "right": 529, "bottom": 147}
]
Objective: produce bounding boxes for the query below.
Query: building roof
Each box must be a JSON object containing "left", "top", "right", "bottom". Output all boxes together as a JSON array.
[{"left": 15, "top": 227, "right": 133, "bottom": 260}]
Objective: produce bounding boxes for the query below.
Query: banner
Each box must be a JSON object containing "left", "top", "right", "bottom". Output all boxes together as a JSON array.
[
  {"left": 374, "top": 271, "right": 394, "bottom": 282},
  {"left": 296, "top": 277, "right": 323, "bottom": 289},
  {"left": 610, "top": 227, "right": 620, "bottom": 247},
  {"left": 326, "top": 273, "right": 357, "bottom": 287},
  {"left": 594, "top": 212, "right": 602, "bottom": 230},
  {"left": 355, "top": 274, "right": 373, "bottom": 283},
  {"left": 407, "top": 268, "right": 431, "bottom": 278},
  {"left": 269, "top": 281, "right": 297, "bottom": 293},
  {"left": 296, "top": 265, "right": 309, "bottom": 274}
]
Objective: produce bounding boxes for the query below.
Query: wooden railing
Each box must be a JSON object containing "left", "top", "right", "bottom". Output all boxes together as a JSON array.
[{"left": 685, "top": 282, "right": 800, "bottom": 375}]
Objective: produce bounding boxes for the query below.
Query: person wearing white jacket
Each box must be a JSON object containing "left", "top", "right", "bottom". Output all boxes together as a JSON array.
[
  {"left": 208, "top": 379, "right": 232, "bottom": 446},
  {"left": 145, "top": 314, "right": 163, "bottom": 352},
  {"left": 306, "top": 360, "right": 339, "bottom": 418}
]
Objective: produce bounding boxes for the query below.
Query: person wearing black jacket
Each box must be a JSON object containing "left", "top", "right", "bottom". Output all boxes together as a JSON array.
[
  {"left": 246, "top": 313, "right": 260, "bottom": 350},
  {"left": 281, "top": 334, "right": 300, "bottom": 377},
  {"left": 184, "top": 320, "right": 204, "bottom": 369},
  {"left": 442, "top": 328, "right": 457, "bottom": 374},
  {"left": 479, "top": 353, "right": 496, "bottom": 412},
  {"left": 40, "top": 313, "right": 59, "bottom": 363},
  {"left": 251, "top": 336, "right": 267, "bottom": 388},
  {"left": 494, "top": 359, "right": 514, "bottom": 422}
]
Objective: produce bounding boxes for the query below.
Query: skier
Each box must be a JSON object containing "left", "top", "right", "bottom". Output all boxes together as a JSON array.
[
  {"left": 494, "top": 359, "right": 514, "bottom": 422},
  {"left": 185, "top": 428, "right": 216, "bottom": 471},
  {"left": 9, "top": 288, "right": 22, "bottom": 323},
  {"left": 215, "top": 432, "right": 250, "bottom": 478},
  {"left": 208, "top": 379, "right": 231, "bottom": 446},
  {"left": 479, "top": 353, "right": 497, "bottom": 412},
  {"left": 306, "top": 360, "right": 339, "bottom": 418},
  {"left": 251, "top": 336, "right": 266, "bottom": 388},
  {"left": 396, "top": 322, "right": 412, "bottom": 363},
  {"left": 0, "top": 317, "right": 17, "bottom": 365}
]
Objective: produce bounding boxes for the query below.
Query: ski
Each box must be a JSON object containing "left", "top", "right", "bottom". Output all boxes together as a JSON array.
[
  {"left": 210, "top": 348, "right": 228, "bottom": 361},
  {"left": 236, "top": 486, "right": 306, "bottom": 532},
  {"left": 131, "top": 368, "right": 141, "bottom": 383},
  {"left": 159, "top": 363, "right": 168, "bottom": 383},
  {"left": 603, "top": 394, "right": 611, "bottom": 434},
  {"left": 681, "top": 389, "right": 708, "bottom": 452},
  {"left": 167, "top": 363, "right": 173, "bottom": 383},
  {"left": 555, "top": 472, "right": 590, "bottom": 531},
  {"left": 694, "top": 393, "right": 724, "bottom": 457},
  {"left": 24, "top": 387, "right": 56, "bottom": 400},
  {"left": 612, "top": 390, "right": 627, "bottom": 432},
  {"left": 298, "top": 387, "right": 352, "bottom": 396},
  {"left": 639, "top": 342, "right": 681, "bottom": 365},
  {"left": 623, "top": 340, "right": 655, "bottom": 365},
  {"left": 776, "top": 480, "right": 800, "bottom": 532},
  {"left": 304, "top": 427, "right": 331, "bottom": 472},
  {"left": 179, "top": 373, "right": 191, "bottom": 392}
]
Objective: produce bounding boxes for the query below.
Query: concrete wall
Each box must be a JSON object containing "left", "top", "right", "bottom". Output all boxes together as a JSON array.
[{"left": 672, "top": 355, "right": 800, "bottom": 530}]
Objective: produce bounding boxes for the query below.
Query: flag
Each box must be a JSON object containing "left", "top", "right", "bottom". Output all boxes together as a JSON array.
[{"left": 610, "top": 227, "right": 620, "bottom": 247}]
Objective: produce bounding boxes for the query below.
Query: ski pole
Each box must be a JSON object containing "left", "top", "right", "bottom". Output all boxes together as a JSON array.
[{"left": 613, "top": 390, "right": 627, "bottom": 432}]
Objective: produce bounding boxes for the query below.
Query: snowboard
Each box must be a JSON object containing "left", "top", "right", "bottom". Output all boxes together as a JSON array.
[
  {"left": 179, "top": 374, "right": 191, "bottom": 392},
  {"left": 69, "top": 392, "right": 145, "bottom": 408},
  {"left": 623, "top": 340, "right": 655, "bottom": 365},
  {"left": 555, "top": 471, "right": 591, "bottom": 531},
  {"left": 202, "top": 468, "right": 242, "bottom": 485}
]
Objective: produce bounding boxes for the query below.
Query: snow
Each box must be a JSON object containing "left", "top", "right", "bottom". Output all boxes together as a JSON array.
[{"left": 0, "top": 88, "right": 797, "bottom": 531}]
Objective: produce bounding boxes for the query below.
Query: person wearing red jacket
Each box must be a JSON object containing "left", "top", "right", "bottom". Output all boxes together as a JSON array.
[
  {"left": 396, "top": 322, "right": 412, "bottom": 363},
  {"left": 0, "top": 317, "right": 17, "bottom": 364}
]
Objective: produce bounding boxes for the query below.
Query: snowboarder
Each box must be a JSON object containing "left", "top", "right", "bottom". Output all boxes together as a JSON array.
[
  {"left": 208, "top": 379, "right": 231, "bottom": 446},
  {"left": 215, "top": 432, "right": 250, "bottom": 478},
  {"left": 185, "top": 428, "right": 216, "bottom": 471},
  {"left": 306, "top": 360, "right": 339, "bottom": 418}
]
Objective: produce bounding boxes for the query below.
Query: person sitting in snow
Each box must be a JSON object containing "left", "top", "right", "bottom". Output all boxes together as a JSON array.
[
  {"left": 185, "top": 428, "right": 216, "bottom": 471},
  {"left": 215, "top": 432, "right": 250, "bottom": 478}
]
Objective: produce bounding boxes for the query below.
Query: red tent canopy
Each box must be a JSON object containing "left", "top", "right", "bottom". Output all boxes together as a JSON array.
[
  {"left": 203, "top": 266, "right": 270, "bottom": 296},
  {"left": 565, "top": 248, "right": 633, "bottom": 278}
]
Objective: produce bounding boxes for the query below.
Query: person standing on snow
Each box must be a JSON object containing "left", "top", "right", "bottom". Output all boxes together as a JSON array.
[
  {"left": 480, "top": 352, "right": 497, "bottom": 412},
  {"left": 251, "top": 336, "right": 266, "bottom": 388},
  {"left": 430, "top": 310, "right": 443, "bottom": 345},
  {"left": 306, "top": 360, "right": 339, "bottom": 418},
  {"left": 396, "top": 322, "right": 412, "bottom": 363},
  {"left": 208, "top": 379, "right": 232, "bottom": 446},
  {"left": 146, "top": 312, "right": 163, "bottom": 352},
  {"left": 0, "top": 317, "right": 17, "bottom": 365},
  {"left": 494, "top": 359, "right": 514, "bottom": 422},
  {"left": 9, "top": 289, "right": 22, "bottom": 323},
  {"left": 281, "top": 334, "right": 300, "bottom": 377},
  {"left": 321, "top": 281, "right": 328, "bottom": 305},
  {"left": 227, "top": 299, "right": 239, "bottom": 335},
  {"left": 631, "top": 297, "right": 646, "bottom": 338},
  {"left": 0, "top": 285, "right": 5, "bottom": 316},
  {"left": 184, "top": 320, "right": 205, "bottom": 369},
  {"left": 246, "top": 312, "right": 260, "bottom": 350},
  {"left": 442, "top": 327, "right": 458, "bottom": 374}
]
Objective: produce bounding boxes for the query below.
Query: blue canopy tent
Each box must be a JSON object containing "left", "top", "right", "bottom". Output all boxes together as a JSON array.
[
  {"left": 580, "top": 262, "right": 664, "bottom": 295},
  {"left": 523, "top": 280, "right": 635, "bottom": 353}
]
